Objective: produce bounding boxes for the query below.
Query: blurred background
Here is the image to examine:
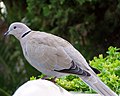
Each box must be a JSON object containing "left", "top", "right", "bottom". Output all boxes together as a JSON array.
[{"left": 0, "top": 0, "right": 120, "bottom": 95}]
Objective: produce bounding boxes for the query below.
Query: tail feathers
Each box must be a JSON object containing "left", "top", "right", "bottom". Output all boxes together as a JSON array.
[{"left": 80, "top": 75, "right": 118, "bottom": 96}]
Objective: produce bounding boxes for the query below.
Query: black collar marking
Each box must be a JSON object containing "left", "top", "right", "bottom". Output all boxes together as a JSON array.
[{"left": 22, "top": 30, "right": 31, "bottom": 38}]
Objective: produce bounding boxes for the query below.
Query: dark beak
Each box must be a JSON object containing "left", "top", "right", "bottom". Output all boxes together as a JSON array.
[{"left": 4, "top": 31, "right": 9, "bottom": 37}]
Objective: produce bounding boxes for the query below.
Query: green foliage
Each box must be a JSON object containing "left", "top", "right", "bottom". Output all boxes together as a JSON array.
[
  {"left": 30, "top": 76, "right": 37, "bottom": 80},
  {"left": 26, "top": 0, "right": 100, "bottom": 59},
  {"left": 56, "top": 75, "right": 94, "bottom": 93},
  {"left": 90, "top": 46, "right": 120, "bottom": 94},
  {"left": 25, "top": 0, "right": 120, "bottom": 59},
  {"left": 56, "top": 46, "right": 120, "bottom": 94},
  {"left": 0, "top": 39, "right": 23, "bottom": 94}
]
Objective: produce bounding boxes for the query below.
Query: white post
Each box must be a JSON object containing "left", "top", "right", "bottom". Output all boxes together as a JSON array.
[{"left": 13, "top": 79, "right": 73, "bottom": 96}]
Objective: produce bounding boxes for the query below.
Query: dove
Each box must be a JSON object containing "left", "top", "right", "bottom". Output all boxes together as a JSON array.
[{"left": 4, "top": 22, "right": 118, "bottom": 96}]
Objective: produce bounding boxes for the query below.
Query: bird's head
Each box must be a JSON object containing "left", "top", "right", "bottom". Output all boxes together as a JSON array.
[{"left": 4, "top": 22, "right": 31, "bottom": 40}]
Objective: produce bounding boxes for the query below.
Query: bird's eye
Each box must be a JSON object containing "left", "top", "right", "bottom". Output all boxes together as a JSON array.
[{"left": 14, "top": 26, "right": 17, "bottom": 29}]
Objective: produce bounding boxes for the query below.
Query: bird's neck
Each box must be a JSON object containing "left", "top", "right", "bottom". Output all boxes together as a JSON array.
[{"left": 21, "top": 30, "right": 31, "bottom": 38}]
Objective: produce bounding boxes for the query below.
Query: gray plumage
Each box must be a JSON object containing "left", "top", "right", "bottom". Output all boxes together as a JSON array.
[{"left": 4, "top": 22, "right": 118, "bottom": 96}]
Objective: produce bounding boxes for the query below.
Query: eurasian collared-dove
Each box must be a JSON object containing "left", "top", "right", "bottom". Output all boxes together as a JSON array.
[{"left": 4, "top": 22, "right": 117, "bottom": 96}]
